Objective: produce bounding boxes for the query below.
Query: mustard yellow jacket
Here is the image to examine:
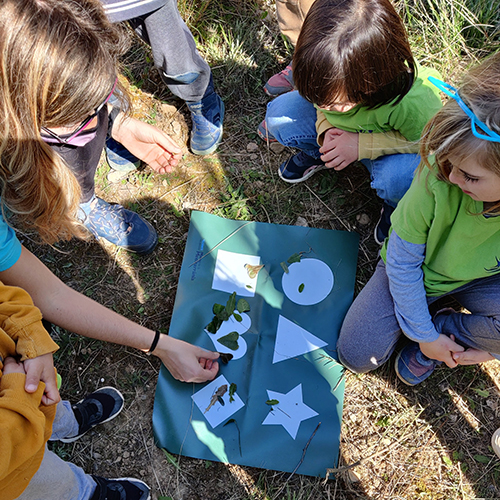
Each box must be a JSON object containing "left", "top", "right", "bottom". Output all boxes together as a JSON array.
[{"left": 0, "top": 283, "right": 59, "bottom": 500}]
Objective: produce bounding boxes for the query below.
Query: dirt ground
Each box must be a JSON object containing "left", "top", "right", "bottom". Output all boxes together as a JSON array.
[{"left": 25, "top": 1, "right": 500, "bottom": 499}]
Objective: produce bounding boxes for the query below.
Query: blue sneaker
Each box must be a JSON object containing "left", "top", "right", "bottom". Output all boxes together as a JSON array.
[
  {"left": 278, "top": 151, "right": 326, "bottom": 184},
  {"left": 186, "top": 91, "right": 224, "bottom": 155},
  {"left": 395, "top": 342, "right": 440, "bottom": 386},
  {"left": 80, "top": 197, "right": 158, "bottom": 255},
  {"left": 105, "top": 138, "right": 141, "bottom": 182},
  {"left": 374, "top": 203, "right": 395, "bottom": 245}
]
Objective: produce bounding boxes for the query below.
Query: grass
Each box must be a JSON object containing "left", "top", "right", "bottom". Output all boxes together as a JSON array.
[{"left": 22, "top": 0, "right": 500, "bottom": 498}]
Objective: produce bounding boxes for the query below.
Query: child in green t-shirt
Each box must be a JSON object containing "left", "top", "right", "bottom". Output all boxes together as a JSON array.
[
  {"left": 337, "top": 52, "right": 500, "bottom": 386},
  {"left": 259, "top": 0, "right": 442, "bottom": 243}
]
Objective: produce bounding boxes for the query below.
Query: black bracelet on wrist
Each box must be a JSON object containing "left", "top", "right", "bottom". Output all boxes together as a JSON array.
[{"left": 146, "top": 330, "right": 161, "bottom": 356}]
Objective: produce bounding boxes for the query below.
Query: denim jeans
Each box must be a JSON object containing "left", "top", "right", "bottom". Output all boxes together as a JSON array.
[
  {"left": 17, "top": 401, "right": 97, "bottom": 500},
  {"left": 337, "top": 260, "right": 500, "bottom": 373},
  {"left": 264, "top": 90, "right": 419, "bottom": 206}
]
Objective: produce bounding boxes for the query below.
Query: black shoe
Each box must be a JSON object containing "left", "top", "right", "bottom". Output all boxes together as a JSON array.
[
  {"left": 60, "top": 387, "right": 124, "bottom": 443},
  {"left": 90, "top": 476, "right": 151, "bottom": 500},
  {"left": 374, "top": 203, "right": 395, "bottom": 245},
  {"left": 278, "top": 151, "right": 326, "bottom": 183}
]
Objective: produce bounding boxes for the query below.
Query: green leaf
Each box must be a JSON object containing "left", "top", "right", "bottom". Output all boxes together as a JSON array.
[
  {"left": 237, "top": 298, "right": 250, "bottom": 313},
  {"left": 442, "top": 456, "right": 453, "bottom": 467},
  {"left": 473, "top": 388, "right": 490, "bottom": 398},
  {"left": 266, "top": 399, "right": 279, "bottom": 405},
  {"left": 213, "top": 303, "right": 225, "bottom": 316},
  {"left": 233, "top": 313, "right": 242, "bottom": 322},
  {"left": 280, "top": 261, "right": 289, "bottom": 274},
  {"left": 206, "top": 317, "right": 222, "bottom": 334},
  {"left": 287, "top": 253, "right": 302, "bottom": 264},
  {"left": 229, "top": 383, "right": 237, "bottom": 402},
  {"left": 158, "top": 497, "right": 174, "bottom": 500},
  {"left": 225, "top": 292, "right": 237, "bottom": 316},
  {"left": 298, "top": 283, "right": 305, "bottom": 293},
  {"left": 218, "top": 331, "right": 239, "bottom": 350},
  {"left": 162, "top": 449, "right": 180, "bottom": 470},
  {"left": 474, "top": 455, "right": 491, "bottom": 464}
]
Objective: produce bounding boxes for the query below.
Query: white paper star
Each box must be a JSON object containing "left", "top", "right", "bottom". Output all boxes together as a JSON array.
[{"left": 262, "top": 384, "right": 318, "bottom": 439}]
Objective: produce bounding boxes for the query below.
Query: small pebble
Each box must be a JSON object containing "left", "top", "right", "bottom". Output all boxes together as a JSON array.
[
  {"left": 269, "top": 142, "right": 285, "bottom": 154},
  {"left": 356, "top": 213, "right": 370, "bottom": 225},
  {"left": 247, "top": 142, "right": 259, "bottom": 152},
  {"left": 295, "top": 216, "right": 308, "bottom": 227}
]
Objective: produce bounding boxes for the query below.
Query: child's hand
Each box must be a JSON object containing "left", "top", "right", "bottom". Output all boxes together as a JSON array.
[
  {"left": 23, "top": 353, "right": 60, "bottom": 406},
  {"left": 319, "top": 128, "right": 359, "bottom": 170},
  {"left": 419, "top": 334, "right": 464, "bottom": 368},
  {"left": 111, "top": 115, "right": 183, "bottom": 174},
  {"left": 449, "top": 336, "right": 494, "bottom": 365},
  {"left": 3, "top": 356, "right": 26, "bottom": 375}
]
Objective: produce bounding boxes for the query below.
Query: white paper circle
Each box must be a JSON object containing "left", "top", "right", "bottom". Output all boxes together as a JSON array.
[{"left": 282, "top": 258, "right": 334, "bottom": 305}]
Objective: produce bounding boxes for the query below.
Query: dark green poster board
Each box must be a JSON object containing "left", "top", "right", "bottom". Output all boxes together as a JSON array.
[{"left": 153, "top": 211, "right": 359, "bottom": 477}]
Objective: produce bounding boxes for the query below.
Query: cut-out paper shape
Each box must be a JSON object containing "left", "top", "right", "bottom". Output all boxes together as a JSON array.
[
  {"left": 206, "top": 312, "right": 250, "bottom": 360},
  {"left": 273, "top": 315, "right": 327, "bottom": 364},
  {"left": 262, "top": 384, "right": 318, "bottom": 439},
  {"left": 192, "top": 375, "right": 245, "bottom": 429},
  {"left": 212, "top": 250, "right": 261, "bottom": 297},
  {"left": 282, "top": 258, "right": 334, "bottom": 305}
]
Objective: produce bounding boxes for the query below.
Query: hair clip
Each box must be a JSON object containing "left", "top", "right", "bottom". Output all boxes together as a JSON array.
[{"left": 428, "top": 76, "right": 500, "bottom": 143}]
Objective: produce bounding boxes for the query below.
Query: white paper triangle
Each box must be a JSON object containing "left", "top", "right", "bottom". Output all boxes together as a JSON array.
[{"left": 273, "top": 315, "right": 328, "bottom": 364}]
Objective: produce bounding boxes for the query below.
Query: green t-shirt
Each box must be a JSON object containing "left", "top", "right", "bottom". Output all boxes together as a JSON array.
[
  {"left": 317, "top": 66, "right": 443, "bottom": 141},
  {"left": 381, "top": 166, "right": 500, "bottom": 296}
]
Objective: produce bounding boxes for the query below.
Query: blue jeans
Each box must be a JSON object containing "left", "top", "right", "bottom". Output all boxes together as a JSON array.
[
  {"left": 264, "top": 91, "right": 419, "bottom": 206},
  {"left": 337, "top": 260, "right": 500, "bottom": 373},
  {"left": 17, "top": 401, "right": 97, "bottom": 500}
]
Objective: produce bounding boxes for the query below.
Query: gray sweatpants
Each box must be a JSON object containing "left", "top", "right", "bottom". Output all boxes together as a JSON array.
[
  {"left": 16, "top": 401, "right": 97, "bottom": 500},
  {"left": 129, "top": 0, "right": 212, "bottom": 102},
  {"left": 337, "top": 260, "right": 500, "bottom": 373}
]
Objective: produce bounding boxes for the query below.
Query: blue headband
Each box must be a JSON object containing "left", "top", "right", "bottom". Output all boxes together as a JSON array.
[{"left": 428, "top": 75, "right": 500, "bottom": 143}]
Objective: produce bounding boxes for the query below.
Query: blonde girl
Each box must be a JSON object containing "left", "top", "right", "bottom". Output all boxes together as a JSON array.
[{"left": 337, "top": 52, "right": 500, "bottom": 385}]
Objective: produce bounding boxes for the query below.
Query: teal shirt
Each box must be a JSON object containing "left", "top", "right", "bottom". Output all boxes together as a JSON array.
[
  {"left": 381, "top": 166, "right": 500, "bottom": 296},
  {"left": 317, "top": 66, "right": 443, "bottom": 141}
]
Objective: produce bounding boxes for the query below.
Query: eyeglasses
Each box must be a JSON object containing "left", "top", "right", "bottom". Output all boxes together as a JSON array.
[
  {"left": 428, "top": 75, "right": 500, "bottom": 143},
  {"left": 41, "top": 77, "right": 118, "bottom": 145}
]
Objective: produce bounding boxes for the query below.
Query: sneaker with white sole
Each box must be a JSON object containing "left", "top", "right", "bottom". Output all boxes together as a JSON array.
[
  {"left": 278, "top": 151, "right": 327, "bottom": 183},
  {"left": 60, "top": 387, "right": 124, "bottom": 443},
  {"left": 90, "top": 476, "right": 150, "bottom": 500}
]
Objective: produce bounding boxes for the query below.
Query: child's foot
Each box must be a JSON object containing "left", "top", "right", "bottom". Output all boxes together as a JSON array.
[
  {"left": 186, "top": 92, "right": 225, "bottom": 155},
  {"left": 80, "top": 197, "right": 158, "bottom": 255},
  {"left": 492, "top": 428, "right": 500, "bottom": 459},
  {"left": 278, "top": 151, "right": 326, "bottom": 183},
  {"left": 264, "top": 64, "right": 294, "bottom": 97},
  {"left": 60, "top": 387, "right": 124, "bottom": 443},
  {"left": 257, "top": 119, "right": 278, "bottom": 143},
  {"left": 90, "top": 476, "right": 150, "bottom": 500},
  {"left": 374, "top": 203, "right": 396, "bottom": 245},
  {"left": 395, "top": 342, "right": 439, "bottom": 385}
]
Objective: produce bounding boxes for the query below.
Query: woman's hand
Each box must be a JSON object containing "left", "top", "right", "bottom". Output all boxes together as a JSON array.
[
  {"left": 153, "top": 335, "right": 220, "bottom": 383},
  {"left": 111, "top": 115, "right": 183, "bottom": 174},
  {"left": 319, "top": 128, "right": 359, "bottom": 170}
]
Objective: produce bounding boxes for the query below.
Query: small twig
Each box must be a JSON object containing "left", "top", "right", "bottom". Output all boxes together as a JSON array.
[
  {"left": 189, "top": 221, "right": 252, "bottom": 267},
  {"left": 272, "top": 422, "right": 322, "bottom": 500}
]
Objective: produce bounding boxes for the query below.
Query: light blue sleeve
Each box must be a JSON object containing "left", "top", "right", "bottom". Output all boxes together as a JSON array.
[
  {"left": 0, "top": 211, "right": 22, "bottom": 271},
  {"left": 385, "top": 230, "right": 440, "bottom": 343}
]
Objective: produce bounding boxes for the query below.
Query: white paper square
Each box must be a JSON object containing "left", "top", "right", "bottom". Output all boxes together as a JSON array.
[
  {"left": 212, "top": 250, "right": 261, "bottom": 297},
  {"left": 192, "top": 375, "right": 245, "bottom": 428}
]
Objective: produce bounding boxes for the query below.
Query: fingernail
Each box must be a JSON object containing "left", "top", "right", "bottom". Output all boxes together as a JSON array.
[{"left": 26, "top": 384, "right": 37, "bottom": 392}]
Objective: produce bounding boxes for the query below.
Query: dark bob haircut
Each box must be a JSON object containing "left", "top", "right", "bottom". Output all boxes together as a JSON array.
[{"left": 293, "top": 0, "right": 415, "bottom": 109}]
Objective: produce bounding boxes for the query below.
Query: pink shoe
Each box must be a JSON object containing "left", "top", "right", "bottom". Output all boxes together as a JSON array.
[
  {"left": 257, "top": 119, "right": 278, "bottom": 143},
  {"left": 264, "top": 64, "right": 294, "bottom": 97}
]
